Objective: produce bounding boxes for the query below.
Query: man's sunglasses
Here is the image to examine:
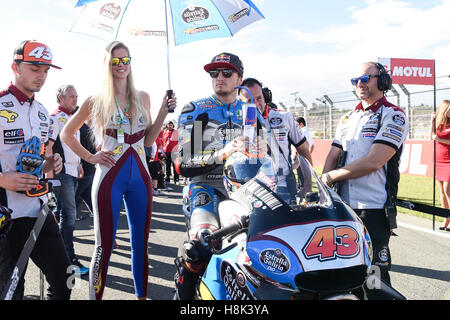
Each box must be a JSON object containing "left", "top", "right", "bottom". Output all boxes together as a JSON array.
[
  {"left": 350, "top": 74, "right": 379, "bottom": 86},
  {"left": 112, "top": 56, "right": 131, "bottom": 66},
  {"left": 208, "top": 69, "right": 235, "bottom": 78}
]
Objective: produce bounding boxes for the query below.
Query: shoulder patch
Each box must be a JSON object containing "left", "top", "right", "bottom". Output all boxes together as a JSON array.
[{"left": 181, "top": 102, "right": 196, "bottom": 114}]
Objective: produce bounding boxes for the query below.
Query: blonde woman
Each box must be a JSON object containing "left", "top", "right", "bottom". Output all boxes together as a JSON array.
[
  {"left": 430, "top": 100, "right": 450, "bottom": 231},
  {"left": 60, "top": 41, "right": 176, "bottom": 299}
]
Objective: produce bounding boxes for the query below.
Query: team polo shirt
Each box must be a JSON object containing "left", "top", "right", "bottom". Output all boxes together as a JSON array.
[
  {"left": 0, "top": 84, "right": 50, "bottom": 219},
  {"left": 264, "top": 108, "right": 306, "bottom": 185},
  {"left": 332, "top": 96, "right": 408, "bottom": 209},
  {"left": 49, "top": 106, "right": 80, "bottom": 177}
]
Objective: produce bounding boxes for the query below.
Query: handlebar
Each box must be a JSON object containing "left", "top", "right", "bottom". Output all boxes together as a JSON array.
[{"left": 204, "top": 215, "right": 249, "bottom": 243}]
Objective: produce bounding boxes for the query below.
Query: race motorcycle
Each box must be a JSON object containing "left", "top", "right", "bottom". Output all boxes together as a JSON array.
[{"left": 176, "top": 152, "right": 406, "bottom": 300}]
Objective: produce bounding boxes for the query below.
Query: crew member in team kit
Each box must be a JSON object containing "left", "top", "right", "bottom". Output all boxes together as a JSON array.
[
  {"left": 239, "top": 78, "right": 313, "bottom": 202},
  {"left": 48, "top": 84, "right": 89, "bottom": 276},
  {"left": 321, "top": 62, "right": 408, "bottom": 291},
  {"left": 0, "top": 40, "right": 71, "bottom": 300}
]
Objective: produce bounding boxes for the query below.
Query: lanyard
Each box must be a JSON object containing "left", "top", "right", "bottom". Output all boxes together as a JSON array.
[{"left": 114, "top": 97, "right": 130, "bottom": 125}]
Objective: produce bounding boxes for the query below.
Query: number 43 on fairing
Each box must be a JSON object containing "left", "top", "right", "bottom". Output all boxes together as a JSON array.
[{"left": 302, "top": 225, "right": 360, "bottom": 261}]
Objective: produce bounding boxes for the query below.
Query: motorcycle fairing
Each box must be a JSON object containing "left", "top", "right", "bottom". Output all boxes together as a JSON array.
[
  {"left": 246, "top": 237, "right": 303, "bottom": 289},
  {"left": 200, "top": 246, "right": 257, "bottom": 300}
]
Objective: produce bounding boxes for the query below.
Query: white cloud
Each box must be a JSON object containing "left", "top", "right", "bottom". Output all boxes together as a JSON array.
[{"left": 278, "top": 0, "right": 450, "bottom": 105}]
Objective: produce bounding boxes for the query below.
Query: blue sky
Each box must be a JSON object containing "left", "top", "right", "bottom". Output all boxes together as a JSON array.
[{"left": 1, "top": 0, "right": 449, "bottom": 120}]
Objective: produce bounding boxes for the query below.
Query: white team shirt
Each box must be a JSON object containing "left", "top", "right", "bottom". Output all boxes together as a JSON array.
[
  {"left": 49, "top": 107, "right": 80, "bottom": 177},
  {"left": 264, "top": 108, "right": 306, "bottom": 186},
  {"left": 332, "top": 97, "right": 408, "bottom": 209},
  {"left": 0, "top": 85, "right": 50, "bottom": 219}
]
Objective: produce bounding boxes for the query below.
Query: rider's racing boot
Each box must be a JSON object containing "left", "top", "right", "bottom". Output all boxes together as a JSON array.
[{"left": 175, "top": 259, "right": 201, "bottom": 300}]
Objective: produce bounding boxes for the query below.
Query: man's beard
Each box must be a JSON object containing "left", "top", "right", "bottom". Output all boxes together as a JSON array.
[{"left": 214, "top": 87, "right": 234, "bottom": 98}]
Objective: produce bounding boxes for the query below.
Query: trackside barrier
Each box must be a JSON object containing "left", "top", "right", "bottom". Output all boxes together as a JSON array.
[{"left": 312, "top": 139, "right": 450, "bottom": 220}]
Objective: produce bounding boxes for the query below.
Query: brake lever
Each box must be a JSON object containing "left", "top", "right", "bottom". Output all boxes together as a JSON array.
[{"left": 210, "top": 242, "right": 238, "bottom": 255}]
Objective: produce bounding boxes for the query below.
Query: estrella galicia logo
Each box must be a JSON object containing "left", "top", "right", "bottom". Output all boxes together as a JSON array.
[
  {"left": 193, "top": 191, "right": 211, "bottom": 207},
  {"left": 3, "top": 128, "right": 24, "bottom": 144},
  {"left": 214, "top": 123, "right": 242, "bottom": 141},
  {"left": 269, "top": 117, "right": 283, "bottom": 126},
  {"left": 392, "top": 114, "right": 405, "bottom": 126},
  {"left": 220, "top": 260, "right": 254, "bottom": 300},
  {"left": 38, "top": 111, "right": 47, "bottom": 121},
  {"left": 259, "top": 248, "right": 290, "bottom": 274}
]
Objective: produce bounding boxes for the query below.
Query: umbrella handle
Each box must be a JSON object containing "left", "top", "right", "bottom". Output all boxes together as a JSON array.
[{"left": 167, "top": 89, "right": 174, "bottom": 113}]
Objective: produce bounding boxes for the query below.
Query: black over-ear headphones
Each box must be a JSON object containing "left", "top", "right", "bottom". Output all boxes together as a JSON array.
[
  {"left": 239, "top": 77, "right": 272, "bottom": 103},
  {"left": 372, "top": 62, "right": 392, "bottom": 92}
]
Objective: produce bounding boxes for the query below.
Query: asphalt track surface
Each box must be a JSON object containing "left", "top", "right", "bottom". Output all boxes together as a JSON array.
[{"left": 22, "top": 182, "right": 450, "bottom": 301}]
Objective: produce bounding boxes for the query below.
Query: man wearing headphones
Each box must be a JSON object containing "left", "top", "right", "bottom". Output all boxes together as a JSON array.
[
  {"left": 321, "top": 62, "right": 408, "bottom": 292},
  {"left": 239, "top": 78, "right": 313, "bottom": 203}
]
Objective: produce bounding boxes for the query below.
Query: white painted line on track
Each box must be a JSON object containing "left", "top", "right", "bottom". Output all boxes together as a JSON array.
[{"left": 397, "top": 222, "right": 450, "bottom": 239}]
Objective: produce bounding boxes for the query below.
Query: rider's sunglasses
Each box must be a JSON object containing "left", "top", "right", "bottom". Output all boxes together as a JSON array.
[
  {"left": 350, "top": 74, "right": 379, "bottom": 86},
  {"left": 208, "top": 69, "right": 235, "bottom": 79},
  {"left": 112, "top": 56, "right": 131, "bottom": 66}
]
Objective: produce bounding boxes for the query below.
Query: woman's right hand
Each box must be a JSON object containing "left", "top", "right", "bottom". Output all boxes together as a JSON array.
[
  {"left": 431, "top": 112, "right": 436, "bottom": 121},
  {"left": 87, "top": 150, "right": 116, "bottom": 168}
]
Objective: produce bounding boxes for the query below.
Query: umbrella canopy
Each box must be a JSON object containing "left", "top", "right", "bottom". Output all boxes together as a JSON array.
[
  {"left": 70, "top": 0, "right": 264, "bottom": 88},
  {"left": 169, "top": 0, "right": 265, "bottom": 46},
  {"left": 71, "top": 0, "right": 264, "bottom": 46}
]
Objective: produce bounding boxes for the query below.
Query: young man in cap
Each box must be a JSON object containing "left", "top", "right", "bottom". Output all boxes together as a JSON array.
[
  {"left": 0, "top": 40, "right": 71, "bottom": 300},
  {"left": 175, "top": 52, "right": 254, "bottom": 299}
]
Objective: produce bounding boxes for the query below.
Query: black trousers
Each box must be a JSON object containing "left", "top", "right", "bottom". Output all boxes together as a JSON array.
[
  {"left": 165, "top": 152, "right": 179, "bottom": 182},
  {"left": 0, "top": 213, "right": 72, "bottom": 300},
  {"left": 354, "top": 209, "right": 392, "bottom": 285}
]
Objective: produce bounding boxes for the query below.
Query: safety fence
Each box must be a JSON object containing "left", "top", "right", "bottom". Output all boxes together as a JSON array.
[{"left": 277, "top": 75, "right": 450, "bottom": 140}]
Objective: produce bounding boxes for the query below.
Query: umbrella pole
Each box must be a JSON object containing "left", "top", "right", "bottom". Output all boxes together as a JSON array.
[
  {"left": 164, "top": 0, "right": 174, "bottom": 111},
  {"left": 165, "top": 0, "right": 173, "bottom": 109}
]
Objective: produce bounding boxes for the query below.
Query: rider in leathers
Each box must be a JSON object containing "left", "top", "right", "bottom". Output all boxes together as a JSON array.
[{"left": 175, "top": 53, "right": 264, "bottom": 299}]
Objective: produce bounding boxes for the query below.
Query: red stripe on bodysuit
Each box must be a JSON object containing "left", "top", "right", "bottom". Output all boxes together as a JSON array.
[
  {"left": 105, "top": 129, "right": 146, "bottom": 144},
  {"left": 133, "top": 148, "right": 153, "bottom": 297},
  {"left": 94, "top": 149, "right": 132, "bottom": 300},
  {"left": 94, "top": 147, "right": 153, "bottom": 299}
]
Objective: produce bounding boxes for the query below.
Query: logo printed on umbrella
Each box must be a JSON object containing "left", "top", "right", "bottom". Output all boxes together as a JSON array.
[
  {"left": 100, "top": 3, "right": 121, "bottom": 20},
  {"left": 184, "top": 25, "right": 219, "bottom": 35},
  {"left": 128, "top": 29, "right": 166, "bottom": 37},
  {"left": 228, "top": 8, "right": 249, "bottom": 23},
  {"left": 182, "top": 6, "right": 210, "bottom": 24}
]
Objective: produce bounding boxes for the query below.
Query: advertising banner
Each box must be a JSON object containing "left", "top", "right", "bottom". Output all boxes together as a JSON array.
[{"left": 378, "top": 57, "right": 435, "bottom": 85}]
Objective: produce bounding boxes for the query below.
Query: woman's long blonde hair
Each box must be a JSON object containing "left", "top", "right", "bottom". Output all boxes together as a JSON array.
[
  {"left": 436, "top": 100, "right": 450, "bottom": 132},
  {"left": 90, "top": 41, "right": 148, "bottom": 147}
]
